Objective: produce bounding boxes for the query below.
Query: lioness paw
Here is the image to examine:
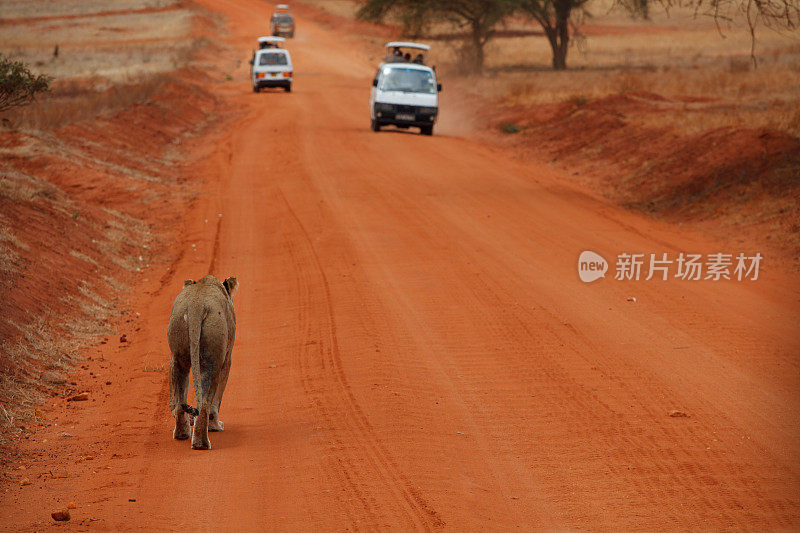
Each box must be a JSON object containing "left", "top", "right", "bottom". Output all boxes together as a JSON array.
[{"left": 191, "top": 439, "right": 211, "bottom": 450}]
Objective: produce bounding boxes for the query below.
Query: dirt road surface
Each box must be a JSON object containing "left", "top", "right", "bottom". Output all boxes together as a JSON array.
[{"left": 3, "top": 0, "right": 799, "bottom": 530}]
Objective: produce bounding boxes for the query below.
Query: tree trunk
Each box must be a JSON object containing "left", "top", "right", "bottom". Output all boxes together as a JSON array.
[
  {"left": 545, "top": 1, "right": 571, "bottom": 70},
  {"left": 470, "top": 21, "right": 485, "bottom": 73}
]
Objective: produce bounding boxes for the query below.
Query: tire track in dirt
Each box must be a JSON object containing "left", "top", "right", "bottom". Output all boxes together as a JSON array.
[
  {"left": 276, "top": 187, "right": 444, "bottom": 530},
  {"left": 282, "top": 80, "right": 800, "bottom": 526},
  {"left": 207, "top": 216, "right": 222, "bottom": 275}
]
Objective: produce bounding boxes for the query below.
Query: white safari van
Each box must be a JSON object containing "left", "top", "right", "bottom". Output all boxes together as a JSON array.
[
  {"left": 250, "top": 37, "right": 293, "bottom": 92},
  {"left": 270, "top": 4, "right": 295, "bottom": 38},
  {"left": 369, "top": 42, "right": 441, "bottom": 136}
]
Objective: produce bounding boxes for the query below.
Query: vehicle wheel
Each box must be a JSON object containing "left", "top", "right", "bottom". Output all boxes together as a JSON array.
[
  {"left": 284, "top": 85, "right": 291, "bottom": 93},
  {"left": 371, "top": 119, "right": 381, "bottom": 132},
  {"left": 252, "top": 85, "right": 259, "bottom": 93},
  {"left": 420, "top": 125, "right": 433, "bottom": 136}
]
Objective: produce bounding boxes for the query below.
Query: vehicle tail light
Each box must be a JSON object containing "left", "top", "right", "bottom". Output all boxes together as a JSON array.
[
  {"left": 257, "top": 73, "right": 266, "bottom": 79},
  {"left": 284, "top": 71, "right": 292, "bottom": 78}
]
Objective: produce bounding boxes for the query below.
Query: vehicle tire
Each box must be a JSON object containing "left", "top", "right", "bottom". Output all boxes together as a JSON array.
[
  {"left": 253, "top": 85, "right": 259, "bottom": 93},
  {"left": 420, "top": 125, "right": 433, "bottom": 136},
  {"left": 284, "top": 85, "right": 291, "bottom": 93},
  {"left": 371, "top": 119, "right": 381, "bottom": 132}
]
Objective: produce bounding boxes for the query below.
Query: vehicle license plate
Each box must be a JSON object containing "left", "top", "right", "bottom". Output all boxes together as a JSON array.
[{"left": 396, "top": 113, "right": 414, "bottom": 121}]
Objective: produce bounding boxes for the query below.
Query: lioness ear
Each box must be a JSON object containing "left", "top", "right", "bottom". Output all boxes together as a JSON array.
[
  {"left": 183, "top": 279, "right": 195, "bottom": 286},
  {"left": 223, "top": 276, "right": 238, "bottom": 297}
]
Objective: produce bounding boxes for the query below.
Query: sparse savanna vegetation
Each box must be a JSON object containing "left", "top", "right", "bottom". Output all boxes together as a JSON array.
[
  {"left": 356, "top": 0, "right": 799, "bottom": 71},
  {"left": 0, "top": 0, "right": 224, "bottom": 449}
]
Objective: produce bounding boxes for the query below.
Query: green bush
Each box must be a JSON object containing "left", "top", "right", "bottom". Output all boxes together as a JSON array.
[{"left": 0, "top": 56, "right": 50, "bottom": 114}]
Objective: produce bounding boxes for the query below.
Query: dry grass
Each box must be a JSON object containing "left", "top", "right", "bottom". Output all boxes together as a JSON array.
[
  {"left": 0, "top": 0, "right": 178, "bottom": 19},
  {"left": 0, "top": 4, "right": 197, "bottom": 82},
  {"left": 1, "top": 10, "right": 192, "bottom": 49},
  {"left": 442, "top": 15, "right": 800, "bottom": 137},
  {"left": 2, "top": 32, "right": 209, "bottom": 129},
  {"left": 0, "top": 168, "right": 58, "bottom": 204},
  {"left": 0, "top": 305, "right": 117, "bottom": 445},
  {"left": 6, "top": 73, "right": 168, "bottom": 130},
  {"left": 99, "top": 208, "right": 154, "bottom": 272},
  {"left": 459, "top": 53, "right": 800, "bottom": 136},
  {"left": 0, "top": 220, "right": 30, "bottom": 278},
  {"left": 300, "top": 0, "right": 361, "bottom": 19},
  {"left": 0, "top": 315, "right": 86, "bottom": 445}
]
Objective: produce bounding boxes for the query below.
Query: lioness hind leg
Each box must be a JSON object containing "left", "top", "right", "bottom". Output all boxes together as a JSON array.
[
  {"left": 169, "top": 358, "right": 191, "bottom": 440},
  {"left": 191, "top": 377, "right": 218, "bottom": 450},
  {"left": 209, "top": 354, "right": 232, "bottom": 432},
  {"left": 191, "top": 403, "right": 212, "bottom": 450}
]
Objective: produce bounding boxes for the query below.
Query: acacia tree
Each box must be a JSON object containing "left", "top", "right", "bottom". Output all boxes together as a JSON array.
[
  {"left": 358, "top": 0, "right": 516, "bottom": 72},
  {"left": 515, "top": 0, "right": 589, "bottom": 70},
  {"left": 0, "top": 56, "right": 50, "bottom": 114},
  {"left": 518, "top": 0, "right": 800, "bottom": 70}
]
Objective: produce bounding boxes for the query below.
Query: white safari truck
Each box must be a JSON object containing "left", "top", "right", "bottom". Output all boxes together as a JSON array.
[
  {"left": 249, "top": 37, "right": 293, "bottom": 92},
  {"left": 369, "top": 42, "right": 441, "bottom": 136}
]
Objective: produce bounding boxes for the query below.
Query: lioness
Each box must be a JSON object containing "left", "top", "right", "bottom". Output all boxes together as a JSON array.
[{"left": 167, "top": 275, "right": 238, "bottom": 450}]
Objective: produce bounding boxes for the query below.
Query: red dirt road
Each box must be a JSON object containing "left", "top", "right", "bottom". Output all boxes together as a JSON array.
[{"left": 3, "top": 0, "right": 799, "bottom": 530}]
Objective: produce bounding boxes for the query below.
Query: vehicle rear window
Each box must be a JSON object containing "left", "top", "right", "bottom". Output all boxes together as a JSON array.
[
  {"left": 259, "top": 53, "right": 288, "bottom": 66},
  {"left": 274, "top": 14, "right": 293, "bottom": 23}
]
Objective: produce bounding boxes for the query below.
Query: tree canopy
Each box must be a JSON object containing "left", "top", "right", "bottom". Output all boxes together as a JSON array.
[{"left": 358, "top": 0, "right": 516, "bottom": 72}]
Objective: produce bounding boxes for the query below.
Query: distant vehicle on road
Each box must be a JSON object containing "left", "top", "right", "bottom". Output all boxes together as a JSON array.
[
  {"left": 270, "top": 4, "right": 295, "bottom": 38},
  {"left": 249, "top": 38, "right": 292, "bottom": 93},
  {"left": 369, "top": 42, "right": 441, "bottom": 136}
]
